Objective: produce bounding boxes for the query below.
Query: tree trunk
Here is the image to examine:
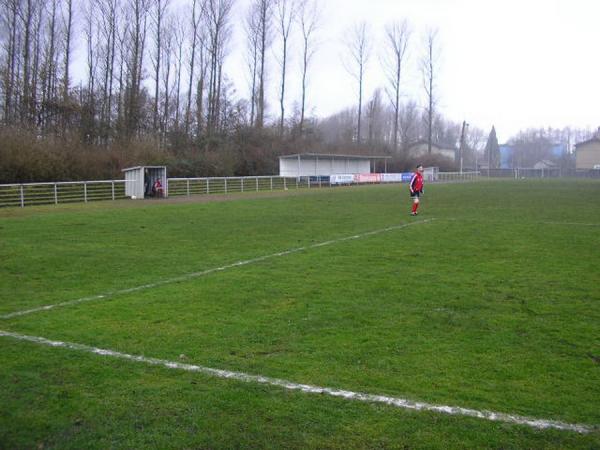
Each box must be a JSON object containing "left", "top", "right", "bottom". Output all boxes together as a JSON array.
[
  {"left": 357, "top": 63, "right": 362, "bottom": 144},
  {"left": 31, "top": 5, "right": 43, "bottom": 127},
  {"left": 185, "top": 0, "right": 198, "bottom": 137},
  {"left": 153, "top": 0, "right": 167, "bottom": 133},
  {"left": 256, "top": 0, "right": 270, "bottom": 129},
  {"left": 278, "top": 35, "right": 287, "bottom": 136},
  {"left": 21, "top": 0, "right": 33, "bottom": 124},
  {"left": 300, "top": 33, "right": 308, "bottom": 134},
  {"left": 3, "top": 1, "right": 19, "bottom": 123},
  {"left": 63, "top": 0, "right": 73, "bottom": 100}
]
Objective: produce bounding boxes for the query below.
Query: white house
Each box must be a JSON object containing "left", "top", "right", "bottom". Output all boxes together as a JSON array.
[{"left": 575, "top": 134, "right": 600, "bottom": 170}]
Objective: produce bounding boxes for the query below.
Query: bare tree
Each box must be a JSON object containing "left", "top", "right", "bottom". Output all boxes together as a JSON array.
[
  {"left": 244, "top": 5, "right": 259, "bottom": 126},
  {"left": 274, "top": 0, "right": 295, "bottom": 136},
  {"left": 30, "top": 1, "right": 43, "bottom": 125},
  {"left": 194, "top": 12, "right": 209, "bottom": 138},
  {"left": 398, "top": 99, "right": 419, "bottom": 151},
  {"left": 160, "top": 16, "right": 175, "bottom": 138},
  {"left": 96, "top": 0, "right": 118, "bottom": 136},
  {"left": 343, "top": 21, "right": 371, "bottom": 144},
  {"left": 84, "top": 1, "right": 98, "bottom": 103},
  {"left": 365, "top": 88, "right": 383, "bottom": 145},
  {"left": 184, "top": 0, "right": 201, "bottom": 135},
  {"left": 40, "top": 0, "right": 60, "bottom": 125},
  {"left": 124, "top": 0, "right": 150, "bottom": 137},
  {"left": 115, "top": 11, "right": 129, "bottom": 133},
  {"left": 150, "top": 0, "right": 170, "bottom": 132},
  {"left": 21, "top": 0, "right": 35, "bottom": 123},
  {"left": 195, "top": 41, "right": 208, "bottom": 137},
  {"left": 62, "top": 0, "right": 73, "bottom": 101},
  {"left": 421, "top": 28, "right": 440, "bottom": 154},
  {"left": 83, "top": 0, "right": 105, "bottom": 141},
  {"left": 297, "top": 0, "right": 319, "bottom": 134},
  {"left": 247, "top": 0, "right": 273, "bottom": 129},
  {"left": 172, "top": 20, "right": 184, "bottom": 128},
  {"left": 383, "top": 19, "right": 410, "bottom": 152},
  {"left": 204, "top": 0, "right": 234, "bottom": 134},
  {"left": 465, "top": 125, "right": 486, "bottom": 170},
  {"left": 1, "top": 0, "right": 21, "bottom": 123}
]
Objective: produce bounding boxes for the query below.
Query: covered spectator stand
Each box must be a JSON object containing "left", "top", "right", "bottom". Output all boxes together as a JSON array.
[{"left": 123, "top": 166, "right": 168, "bottom": 199}]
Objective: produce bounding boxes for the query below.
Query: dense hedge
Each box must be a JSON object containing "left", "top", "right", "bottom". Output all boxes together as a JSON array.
[{"left": 0, "top": 126, "right": 457, "bottom": 184}]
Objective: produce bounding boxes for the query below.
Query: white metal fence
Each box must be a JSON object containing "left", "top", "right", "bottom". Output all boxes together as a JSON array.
[
  {"left": 481, "top": 168, "right": 600, "bottom": 179},
  {"left": 0, "top": 172, "right": 482, "bottom": 208},
  {"left": 0, "top": 180, "right": 127, "bottom": 208},
  {"left": 436, "top": 171, "right": 480, "bottom": 182},
  {"left": 167, "top": 176, "right": 330, "bottom": 197}
]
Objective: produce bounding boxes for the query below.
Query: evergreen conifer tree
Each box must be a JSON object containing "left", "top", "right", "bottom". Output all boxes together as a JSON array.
[{"left": 485, "top": 126, "right": 500, "bottom": 169}]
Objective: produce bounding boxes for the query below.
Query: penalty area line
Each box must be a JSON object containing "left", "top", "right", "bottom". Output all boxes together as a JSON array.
[
  {"left": 0, "top": 219, "right": 435, "bottom": 320},
  {"left": 0, "top": 329, "right": 594, "bottom": 435}
]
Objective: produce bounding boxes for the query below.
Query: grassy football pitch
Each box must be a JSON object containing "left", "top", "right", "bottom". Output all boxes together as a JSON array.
[{"left": 1, "top": 179, "right": 599, "bottom": 449}]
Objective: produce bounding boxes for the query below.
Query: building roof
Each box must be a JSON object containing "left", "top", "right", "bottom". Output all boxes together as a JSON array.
[
  {"left": 122, "top": 166, "right": 167, "bottom": 172},
  {"left": 575, "top": 137, "right": 600, "bottom": 148},
  {"left": 279, "top": 153, "right": 391, "bottom": 160}
]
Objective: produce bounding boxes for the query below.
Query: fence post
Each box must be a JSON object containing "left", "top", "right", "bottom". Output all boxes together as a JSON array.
[
  {"left": 20, "top": 185, "right": 24, "bottom": 208},
  {"left": 84, "top": 182, "right": 88, "bottom": 203},
  {"left": 225, "top": 178, "right": 228, "bottom": 193},
  {"left": 308, "top": 177, "right": 311, "bottom": 189},
  {"left": 187, "top": 179, "right": 190, "bottom": 196},
  {"left": 256, "top": 177, "right": 259, "bottom": 192},
  {"left": 206, "top": 178, "right": 210, "bottom": 195},
  {"left": 54, "top": 183, "right": 58, "bottom": 204},
  {"left": 283, "top": 177, "right": 287, "bottom": 190},
  {"left": 241, "top": 178, "right": 244, "bottom": 192},
  {"left": 111, "top": 181, "right": 115, "bottom": 201},
  {"left": 270, "top": 177, "right": 273, "bottom": 191}
]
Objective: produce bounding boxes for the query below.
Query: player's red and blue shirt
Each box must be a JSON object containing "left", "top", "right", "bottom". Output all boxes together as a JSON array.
[{"left": 410, "top": 172, "right": 424, "bottom": 193}]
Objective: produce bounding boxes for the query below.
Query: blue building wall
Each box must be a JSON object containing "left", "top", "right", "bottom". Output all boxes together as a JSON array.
[
  {"left": 499, "top": 145, "right": 513, "bottom": 169},
  {"left": 551, "top": 144, "right": 567, "bottom": 158}
]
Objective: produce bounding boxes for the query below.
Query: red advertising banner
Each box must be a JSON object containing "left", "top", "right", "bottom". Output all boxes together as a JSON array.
[{"left": 354, "top": 173, "right": 382, "bottom": 183}]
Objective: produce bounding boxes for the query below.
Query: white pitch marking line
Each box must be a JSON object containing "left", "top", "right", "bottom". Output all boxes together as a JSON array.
[
  {"left": 540, "top": 221, "right": 600, "bottom": 227},
  {"left": 0, "top": 329, "right": 594, "bottom": 434},
  {"left": 0, "top": 219, "right": 435, "bottom": 320},
  {"left": 444, "top": 218, "right": 600, "bottom": 227}
]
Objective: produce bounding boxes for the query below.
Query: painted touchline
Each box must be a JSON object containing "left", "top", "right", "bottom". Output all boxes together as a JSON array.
[
  {"left": 444, "top": 218, "right": 600, "bottom": 227},
  {"left": 0, "top": 329, "right": 594, "bottom": 434},
  {"left": 0, "top": 219, "right": 435, "bottom": 320}
]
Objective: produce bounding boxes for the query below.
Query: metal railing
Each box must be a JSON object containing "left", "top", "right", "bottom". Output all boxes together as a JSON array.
[
  {"left": 435, "top": 171, "right": 481, "bottom": 182},
  {"left": 481, "top": 168, "right": 600, "bottom": 179},
  {"left": 1, "top": 173, "right": 484, "bottom": 208},
  {"left": 167, "top": 176, "right": 330, "bottom": 197},
  {"left": 0, "top": 180, "right": 127, "bottom": 208}
]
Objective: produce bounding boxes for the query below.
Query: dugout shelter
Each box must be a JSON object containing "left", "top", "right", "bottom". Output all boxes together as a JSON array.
[{"left": 123, "top": 166, "right": 168, "bottom": 199}]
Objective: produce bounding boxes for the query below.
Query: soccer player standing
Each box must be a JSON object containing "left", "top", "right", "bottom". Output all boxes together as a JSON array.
[{"left": 409, "top": 164, "right": 425, "bottom": 216}]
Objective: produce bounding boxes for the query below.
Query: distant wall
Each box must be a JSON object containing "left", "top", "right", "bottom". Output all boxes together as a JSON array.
[{"left": 576, "top": 141, "right": 600, "bottom": 169}]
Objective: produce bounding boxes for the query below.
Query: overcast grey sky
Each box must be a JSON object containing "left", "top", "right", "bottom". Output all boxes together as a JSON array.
[{"left": 224, "top": 0, "right": 599, "bottom": 142}]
